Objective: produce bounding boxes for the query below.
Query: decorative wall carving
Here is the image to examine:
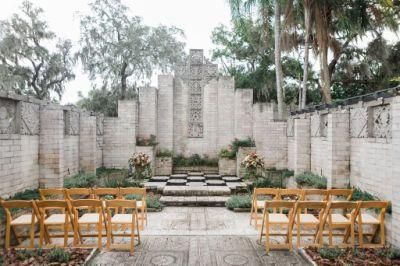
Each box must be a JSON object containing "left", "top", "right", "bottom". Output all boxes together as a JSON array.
[
  {"left": 0, "top": 98, "right": 17, "bottom": 134},
  {"left": 372, "top": 105, "right": 391, "bottom": 138},
  {"left": 64, "top": 110, "right": 80, "bottom": 135},
  {"left": 20, "top": 102, "right": 39, "bottom": 135},
  {"left": 176, "top": 49, "right": 218, "bottom": 138},
  {"left": 319, "top": 114, "right": 328, "bottom": 137},
  {"left": 350, "top": 107, "right": 368, "bottom": 138},
  {"left": 310, "top": 114, "right": 320, "bottom": 137}
]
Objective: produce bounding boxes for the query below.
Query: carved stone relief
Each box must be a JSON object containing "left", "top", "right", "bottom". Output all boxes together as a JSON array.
[
  {"left": 0, "top": 98, "right": 17, "bottom": 134},
  {"left": 372, "top": 105, "right": 391, "bottom": 138},
  {"left": 350, "top": 107, "right": 368, "bottom": 138},
  {"left": 20, "top": 102, "right": 39, "bottom": 135},
  {"left": 176, "top": 49, "right": 218, "bottom": 138}
]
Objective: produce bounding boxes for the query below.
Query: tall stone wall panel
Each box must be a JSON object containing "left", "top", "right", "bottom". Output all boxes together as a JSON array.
[
  {"left": 173, "top": 78, "right": 188, "bottom": 155},
  {"left": 63, "top": 136, "right": 79, "bottom": 177},
  {"left": 217, "top": 77, "right": 235, "bottom": 149},
  {"left": 80, "top": 113, "right": 97, "bottom": 173},
  {"left": 138, "top": 87, "right": 157, "bottom": 138},
  {"left": 0, "top": 134, "right": 22, "bottom": 198},
  {"left": 96, "top": 114, "right": 104, "bottom": 168},
  {"left": 157, "top": 75, "right": 174, "bottom": 152},
  {"left": 234, "top": 89, "right": 253, "bottom": 139}
]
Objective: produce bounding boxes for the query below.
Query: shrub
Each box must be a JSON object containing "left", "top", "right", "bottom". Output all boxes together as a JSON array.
[
  {"left": 102, "top": 176, "right": 143, "bottom": 188},
  {"left": 252, "top": 177, "right": 284, "bottom": 189},
  {"left": 173, "top": 154, "right": 218, "bottom": 167},
  {"left": 64, "top": 173, "right": 97, "bottom": 188},
  {"left": 295, "top": 172, "right": 327, "bottom": 189},
  {"left": 225, "top": 195, "right": 252, "bottom": 210},
  {"left": 156, "top": 149, "right": 173, "bottom": 157},
  {"left": 124, "top": 194, "right": 163, "bottom": 210},
  {"left": 11, "top": 189, "right": 40, "bottom": 200},
  {"left": 219, "top": 148, "right": 236, "bottom": 159},
  {"left": 317, "top": 247, "right": 343, "bottom": 260},
  {"left": 46, "top": 248, "right": 70, "bottom": 263},
  {"left": 387, "top": 248, "right": 400, "bottom": 259},
  {"left": 136, "top": 134, "right": 158, "bottom": 146}
]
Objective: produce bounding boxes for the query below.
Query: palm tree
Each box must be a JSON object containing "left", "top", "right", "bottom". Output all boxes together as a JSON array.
[{"left": 300, "top": 0, "right": 313, "bottom": 108}]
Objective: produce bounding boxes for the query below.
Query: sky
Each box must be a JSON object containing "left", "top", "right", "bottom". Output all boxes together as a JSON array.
[{"left": 0, "top": 0, "right": 232, "bottom": 104}]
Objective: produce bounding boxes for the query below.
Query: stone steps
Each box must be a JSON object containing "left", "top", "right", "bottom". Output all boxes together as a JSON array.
[
  {"left": 162, "top": 186, "right": 231, "bottom": 196},
  {"left": 160, "top": 196, "right": 228, "bottom": 206}
]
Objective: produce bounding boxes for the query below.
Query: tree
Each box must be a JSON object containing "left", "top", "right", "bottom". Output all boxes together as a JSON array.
[
  {"left": 79, "top": 0, "right": 185, "bottom": 100},
  {"left": 274, "top": 0, "right": 284, "bottom": 119},
  {"left": 0, "top": 1, "right": 75, "bottom": 100}
]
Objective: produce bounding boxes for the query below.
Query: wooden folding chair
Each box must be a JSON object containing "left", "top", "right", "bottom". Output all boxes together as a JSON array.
[
  {"left": 328, "top": 189, "right": 353, "bottom": 201},
  {"left": 119, "top": 188, "right": 147, "bottom": 229},
  {"left": 36, "top": 200, "right": 72, "bottom": 247},
  {"left": 1, "top": 200, "right": 40, "bottom": 249},
  {"left": 279, "top": 189, "right": 304, "bottom": 201},
  {"left": 39, "top": 188, "right": 66, "bottom": 200},
  {"left": 105, "top": 199, "right": 141, "bottom": 254},
  {"left": 302, "top": 189, "right": 328, "bottom": 201},
  {"left": 250, "top": 188, "right": 279, "bottom": 229},
  {"left": 70, "top": 199, "right": 107, "bottom": 249},
  {"left": 259, "top": 201, "right": 296, "bottom": 253},
  {"left": 294, "top": 201, "right": 327, "bottom": 248},
  {"left": 93, "top": 188, "right": 120, "bottom": 200},
  {"left": 352, "top": 201, "right": 389, "bottom": 248},
  {"left": 321, "top": 201, "right": 357, "bottom": 247}
]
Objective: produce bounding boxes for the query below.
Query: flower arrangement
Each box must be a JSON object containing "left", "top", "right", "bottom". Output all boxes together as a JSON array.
[
  {"left": 241, "top": 152, "right": 265, "bottom": 180},
  {"left": 128, "top": 152, "right": 151, "bottom": 179}
]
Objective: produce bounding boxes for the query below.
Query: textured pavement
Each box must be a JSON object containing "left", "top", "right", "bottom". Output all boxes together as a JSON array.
[{"left": 89, "top": 207, "right": 311, "bottom": 266}]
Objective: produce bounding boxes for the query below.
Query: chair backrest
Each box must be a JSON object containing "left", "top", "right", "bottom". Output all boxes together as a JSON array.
[
  {"left": 119, "top": 188, "right": 146, "bottom": 200},
  {"left": 295, "top": 201, "right": 327, "bottom": 218},
  {"left": 302, "top": 189, "right": 328, "bottom": 201},
  {"left": 279, "top": 189, "right": 303, "bottom": 200},
  {"left": 65, "top": 188, "right": 93, "bottom": 200},
  {"left": 35, "top": 200, "right": 71, "bottom": 220},
  {"left": 105, "top": 199, "right": 137, "bottom": 209},
  {"left": 92, "top": 188, "right": 120, "bottom": 200},
  {"left": 357, "top": 201, "right": 389, "bottom": 221},
  {"left": 264, "top": 200, "right": 296, "bottom": 209},
  {"left": 39, "top": 188, "right": 65, "bottom": 200},
  {"left": 325, "top": 201, "right": 357, "bottom": 221},
  {"left": 70, "top": 199, "right": 103, "bottom": 208},
  {"left": 1, "top": 200, "right": 38, "bottom": 222},
  {"left": 253, "top": 188, "right": 279, "bottom": 200},
  {"left": 328, "top": 189, "right": 353, "bottom": 201}
]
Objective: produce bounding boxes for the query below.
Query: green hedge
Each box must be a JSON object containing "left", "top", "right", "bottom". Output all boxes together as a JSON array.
[
  {"left": 225, "top": 195, "right": 252, "bottom": 210},
  {"left": 173, "top": 154, "right": 218, "bottom": 167},
  {"left": 295, "top": 172, "right": 327, "bottom": 189}
]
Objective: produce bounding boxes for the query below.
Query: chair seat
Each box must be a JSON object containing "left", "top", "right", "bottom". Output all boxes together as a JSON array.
[
  {"left": 78, "top": 213, "right": 100, "bottom": 224},
  {"left": 330, "top": 214, "right": 350, "bottom": 224},
  {"left": 267, "top": 213, "right": 289, "bottom": 223},
  {"left": 11, "top": 214, "right": 37, "bottom": 225},
  {"left": 111, "top": 214, "right": 134, "bottom": 224},
  {"left": 45, "top": 214, "right": 68, "bottom": 224},
  {"left": 359, "top": 213, "right": 380, "bottom": 224},
  {"left": 297, "top": 214, "right": 319, "bottom": 224}
]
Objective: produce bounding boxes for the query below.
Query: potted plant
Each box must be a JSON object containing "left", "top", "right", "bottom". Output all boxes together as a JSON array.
[
  {"left": 128, "top": 152, "right": 152, "bottom": 180},
  {"left": 240, "top": 152, "right": 265, "bottom": 180}
]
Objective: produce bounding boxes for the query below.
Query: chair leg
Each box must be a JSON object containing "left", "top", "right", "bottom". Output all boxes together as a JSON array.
[
  {"left": 380, "top": 222, "right": 385, "bottom": 246},
  {"left": 288, "top": 226, "right": 293, "bottom": 252},
  {"left": 29, "top": 222, "right": 35, "bottom": 249},
  {"left": 64, "top": 222, "right": 69, "bottom": 247},
  {"left": 130, "top": 223, "right": 135, "bottom": 255},
  {"left": 350, "top": 224, "right": 355, "bottom": 248},
  {"left": 39, "top": 222, "right": 44, "bottom": 247},
  {"left": 250, "top": 203, "right": 254, "bottom": 225},
  {"left": 358, "top": 223, "right": 364, "bottom": 247},
  {"left": 297, "top": 224, "right": 301, "bottom": 247},
  {"left": 5, "top": 223, "right": 11, "bottom": 249},
  {"left": 328, "top": 224, "right": 333, "bottom": 246},
  {"left": 106, "top": 222, "right": 111, "bottom": 251},
  {"left": 98, "top": 222, "right": 102, "bottom": 249},
  {"left": 265, "top": 221, "right": 270, "bottom": 254}
]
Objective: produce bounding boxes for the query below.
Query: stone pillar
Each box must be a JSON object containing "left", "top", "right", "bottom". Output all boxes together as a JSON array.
[
  {"left": 39, "top": 104, "right": 64, "bottom": 188},
  {"left": 327, "top": 110, "right": 350, "bottom": 188},
  {"left": 294, "top": 116, "right": 311, "bottom": 175},
  {"left": 391, "top": 96, "right": 400, "bottom": 246},
  {"left": 79, "top": 112, "right": 96, "bottom": 174},
  {"left": 157, "top": 75, "right": 174, "bottom": 152},
  {"left": 217, "top": 77, "right": 235, "bottom": 149},
  {"left": 138, "top": 87, "right": 157, "bottom": 138}
]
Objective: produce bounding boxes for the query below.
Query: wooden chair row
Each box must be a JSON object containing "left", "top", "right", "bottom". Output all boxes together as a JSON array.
[
  {"left": 0, "top": 198, "right": 141, "bottom": 254},
  {"left": 259, "top": 200, "right": 389, "bottom": 253},
  {"left": 250, "top": 188, "right": 353, "bottom": 228},
  {"left": 39, "top": 187, "right": 148, "bottom": 229}
]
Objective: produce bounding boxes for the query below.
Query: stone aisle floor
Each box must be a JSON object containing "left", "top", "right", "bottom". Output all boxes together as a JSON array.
[{"left": 89, "top": 207, "right": 311, "bottom": 266}]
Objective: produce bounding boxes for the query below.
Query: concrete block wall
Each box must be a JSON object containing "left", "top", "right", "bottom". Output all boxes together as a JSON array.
[
  {"left": 293, "top": 116, "right": 311, "bottom": 175},
  {"left": 79, "top": 112, "right": 97, "bottom": 173},
  {"left": 234, "top": 89, "right": 253, "bottom": 139},
  {"left": 138, "top": 87, "right": 157, "bottom": 138},
  {"left": 103, "top": 100, "right": 137, "bottom": 168},
  {"left": 217, "top": 77, "right": 235, "bottom": 150},
  {"left": 391, "top": 97, "right": 400, "bottom": 246},
  {"left": 157, "top": 75, "right": 174, "bottom": 152}
]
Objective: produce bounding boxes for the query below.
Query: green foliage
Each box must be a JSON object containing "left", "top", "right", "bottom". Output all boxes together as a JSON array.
[
  {"left": 78, "top": 0, "right": 185, "bottom": 102},
  {"left": 295, "top": 172, "right": 327, "bottom": 189},
  {"left": 124, "top": 194, "right": 163, "bottom": 210},
  {"left": 136, "top": 135, "right": 158, "bottom": 146},
  {"left": 102, "top": 175, "right": 143, "bottom": 188},
  {"left": 219, "top": 148, "right": 236, "bottom": 159},
  {"left": 156, "top": 149, "right": 173, "bottom": 157},
  {"left": 11, "top": 189, "right": 40, "bottom": 200},
  {"left": 64, "top": 172, "right": 97, "bottom": 188},
  {"left": 225, "top": 195, "right": 252, "bottom": 210},
  {"left": 46, "top": 248, "right": 70, "bottom": 263},
  {"left": 317, "top": 247, "right": 344, "bottom": 260},
  {"left": 77, "top": 88, "right": 122, "bottom": 117},
  {"left": 173, "top": 154, "right": 218, "bottom": 167},
  {"left": 0, "top": 1, "right": 75, "bottom": 100}
]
